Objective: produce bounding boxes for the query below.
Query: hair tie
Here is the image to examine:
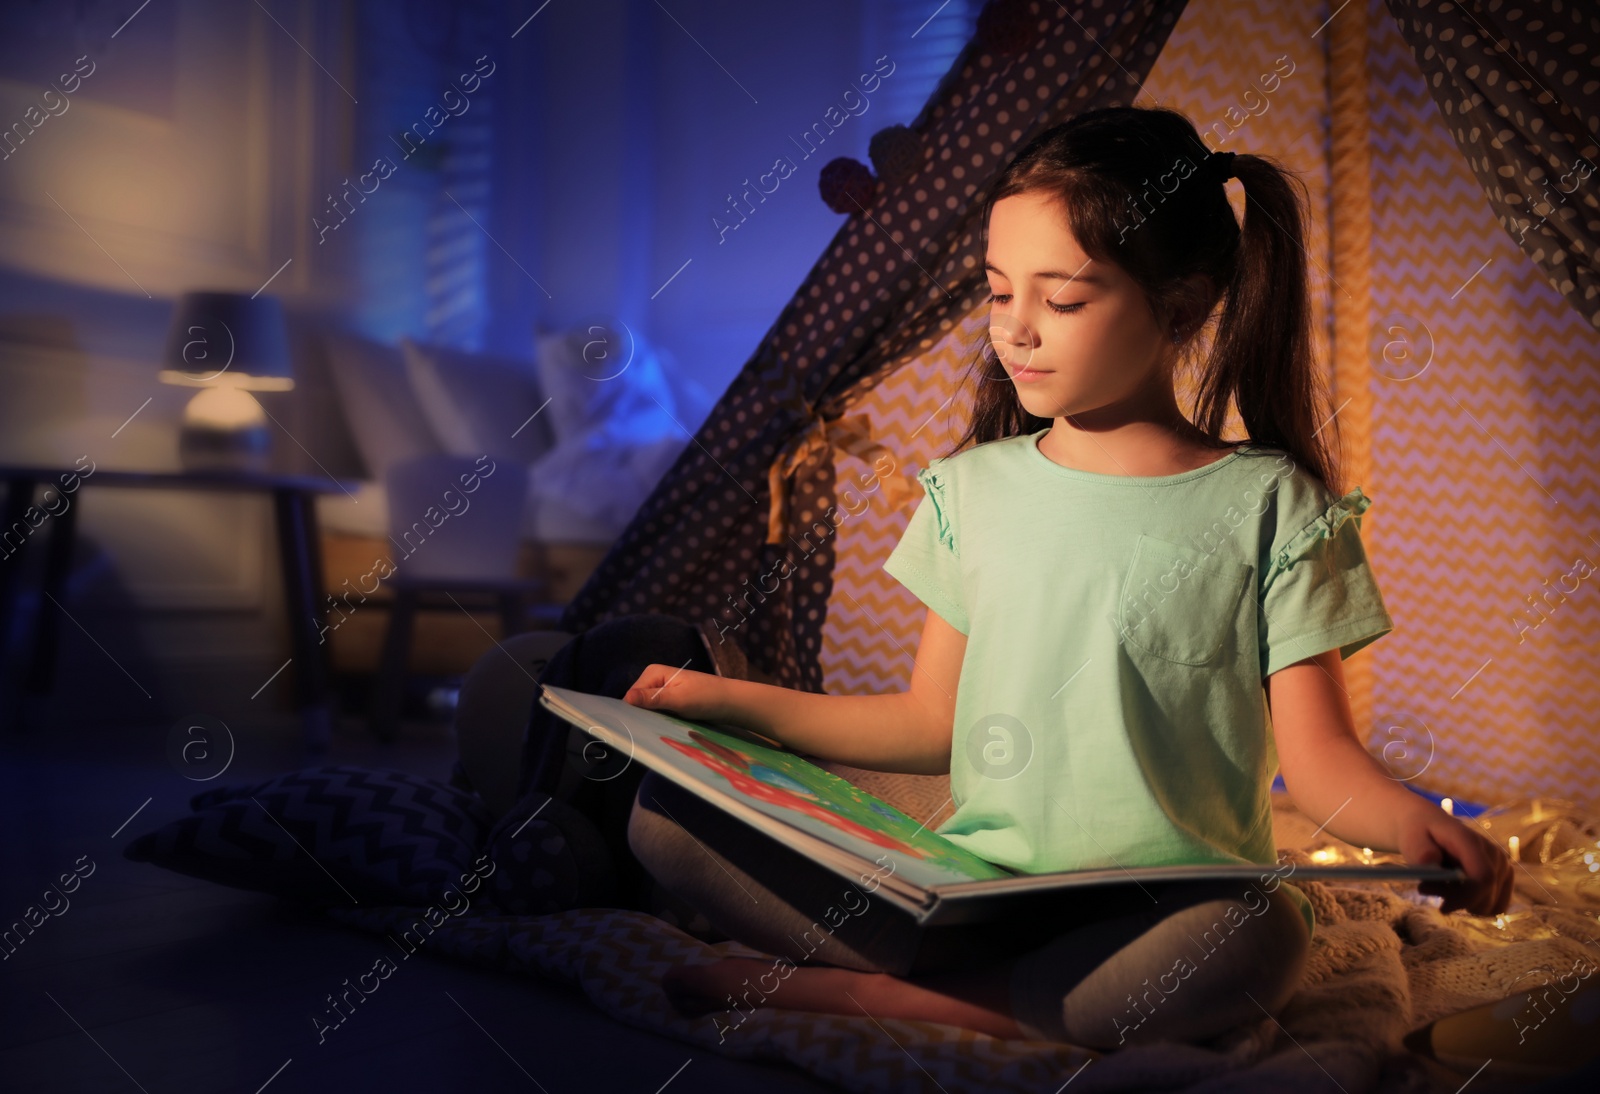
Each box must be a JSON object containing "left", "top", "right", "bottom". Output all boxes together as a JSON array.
[{"left": 1210, "top": 150, "right": 1238, "bottom": 181}]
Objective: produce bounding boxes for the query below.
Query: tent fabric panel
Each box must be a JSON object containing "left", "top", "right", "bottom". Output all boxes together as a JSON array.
[
  {"left": 1361, "top": 0, "right": 1600, "bottom": 805},
  {"left": 1387, "top": 0, "right": 1600, "bottom": 332},
  {"left": 560, "top": 0, "right": 1192, "bottom": 693}
]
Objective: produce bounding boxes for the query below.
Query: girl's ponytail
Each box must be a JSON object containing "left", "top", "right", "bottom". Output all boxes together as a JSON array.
[{"left": 1189, "top": 154, "right": 1342, "bottom": 495}]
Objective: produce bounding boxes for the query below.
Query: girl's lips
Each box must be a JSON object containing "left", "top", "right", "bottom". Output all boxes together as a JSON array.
[{"left": 1011, "top": 366, "right": 1051, "bottom": 382}]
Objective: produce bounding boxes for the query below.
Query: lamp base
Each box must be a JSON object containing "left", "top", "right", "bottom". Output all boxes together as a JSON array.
[
  {"left": 177, "top": 385, "right": 272, "bottom": 472},
  {"left": 178, "top": 424, "right": 271, "bottom": 472}
]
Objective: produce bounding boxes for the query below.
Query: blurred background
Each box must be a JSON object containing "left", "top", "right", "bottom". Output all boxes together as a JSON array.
[{"left": 0, "top": 0, "right": 978, "bottom": 743}]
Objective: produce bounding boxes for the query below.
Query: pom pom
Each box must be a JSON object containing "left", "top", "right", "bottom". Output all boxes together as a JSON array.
[
  {"left": 818, "top": 157, "right": 878, "bottom": 215},
  {"left": 975, "top": 0, "right": 1035, "bottom": 57},
  {"left": 868, "top": 125, "right": 924, "bottom": 187}
]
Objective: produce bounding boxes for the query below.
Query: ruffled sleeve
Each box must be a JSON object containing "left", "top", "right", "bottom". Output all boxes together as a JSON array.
[
  {"left": 1259, "top": 486, "right": 1395, "bottom": 678},
  {"left": 919, "top": 464, "right": 959, "bottom": 556},
  {"left": 882, "top": 458, "right": 969, "bottom": 634}
]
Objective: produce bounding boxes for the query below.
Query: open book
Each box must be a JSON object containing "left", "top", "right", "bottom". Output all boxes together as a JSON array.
[{"left": 537, "top": 684, "right": 1466, "bottom": 926}]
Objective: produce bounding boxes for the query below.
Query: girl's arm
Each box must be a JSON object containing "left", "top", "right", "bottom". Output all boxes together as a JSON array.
[
  {"left": 1266, "top": 649, "right": 1514, "bottom": 915},
  {"left": 623, "top": 608, "right": 967, "bottom": 776}
]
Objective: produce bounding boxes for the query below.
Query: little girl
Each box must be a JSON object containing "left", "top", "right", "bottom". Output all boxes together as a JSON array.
[{"left": 620, "top": 105, "right": 1512, "bottom": 1048}]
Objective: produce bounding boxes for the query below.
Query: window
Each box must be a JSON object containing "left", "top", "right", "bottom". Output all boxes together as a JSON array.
[{"left": 863, "top": 0, "right": 976, "bottom": 136}]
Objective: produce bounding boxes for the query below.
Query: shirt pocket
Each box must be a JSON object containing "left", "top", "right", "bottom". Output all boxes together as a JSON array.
[{"left": 1116, "top": 534, "right": 1254, "bottom": 666}]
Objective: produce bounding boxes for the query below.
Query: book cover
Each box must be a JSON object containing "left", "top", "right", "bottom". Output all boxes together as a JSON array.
[{"left": 538, "top": 683, "right": 1009, "bottom": 894}]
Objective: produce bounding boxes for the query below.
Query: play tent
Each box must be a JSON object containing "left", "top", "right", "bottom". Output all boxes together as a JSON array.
[
  {"left": 559, "top": 0, "right": 1600, "bottom": 813},
  {"left": 310, "top": 4, "right": 1600, "bottom": 1089}
]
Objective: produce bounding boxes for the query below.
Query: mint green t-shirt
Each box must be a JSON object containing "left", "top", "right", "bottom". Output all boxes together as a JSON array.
[{"left": 881, "top": 428, "right": 1397, "bottom": 939}]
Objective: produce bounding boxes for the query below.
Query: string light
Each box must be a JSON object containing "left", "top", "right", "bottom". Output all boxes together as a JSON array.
[
  {"left": 1474, "top": 797, "right": 1600, "bottom": 912},
  {"left": 1293, "top": 798, "right": 1597, "bottom": 928}
]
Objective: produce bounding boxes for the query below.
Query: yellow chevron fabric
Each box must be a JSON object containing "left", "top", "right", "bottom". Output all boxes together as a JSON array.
[{"left": 1357, "top": 0, "right": 1600, "bottom": 806}]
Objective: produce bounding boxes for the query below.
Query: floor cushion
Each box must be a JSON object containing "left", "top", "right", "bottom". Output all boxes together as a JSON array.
[{"left": 123, "top": 765, "right": 496, "bottom": 906}]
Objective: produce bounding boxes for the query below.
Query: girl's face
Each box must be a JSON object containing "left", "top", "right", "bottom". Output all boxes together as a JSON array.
[{"left": 984, "top": 191, "right": 1173, "bottom": 420}]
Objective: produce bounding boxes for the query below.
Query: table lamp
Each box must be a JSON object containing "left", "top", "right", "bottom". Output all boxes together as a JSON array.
[{"left": 160, "top": 291, "right": 294, "bottom": 471}]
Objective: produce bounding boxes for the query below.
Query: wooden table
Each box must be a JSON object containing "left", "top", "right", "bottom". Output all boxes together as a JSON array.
[{"left": 0, "top": 465, "right": 356, "bottom": 751}]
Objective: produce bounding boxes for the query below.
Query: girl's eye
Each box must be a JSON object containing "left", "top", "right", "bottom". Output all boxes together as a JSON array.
[{"left": 985, "top": 291, "right": 1083, "bottom": 315}]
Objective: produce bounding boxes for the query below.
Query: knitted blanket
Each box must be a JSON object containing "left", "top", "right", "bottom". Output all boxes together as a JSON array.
[{"left": 325, "top": 826, "right": 1597, "bottom": 1092}]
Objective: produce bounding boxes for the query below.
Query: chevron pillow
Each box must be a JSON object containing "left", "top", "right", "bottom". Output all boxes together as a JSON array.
[{"left": 123, "top": 765, "right": 496, "bottom": 906}]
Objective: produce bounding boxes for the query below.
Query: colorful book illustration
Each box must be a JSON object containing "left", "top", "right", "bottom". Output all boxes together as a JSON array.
[{"left": 537, "top": 684, "right": 1467, "bottom": 926}]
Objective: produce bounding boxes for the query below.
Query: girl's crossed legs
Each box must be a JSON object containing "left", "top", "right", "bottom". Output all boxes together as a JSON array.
[{"left": 628, "top": 769, "right": 1310, "bottom": 1048}]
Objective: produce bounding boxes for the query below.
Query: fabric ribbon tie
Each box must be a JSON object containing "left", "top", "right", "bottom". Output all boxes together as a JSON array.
[
  {"left": 1271, "top": 487, "right": 1372, "bottom": 574},
  {"left": 765, "top": 412, "right": 917, "bottom": 544}
]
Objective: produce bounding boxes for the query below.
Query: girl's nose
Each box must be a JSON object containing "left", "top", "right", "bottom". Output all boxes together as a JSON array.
[{"left": 990, "top": 311, "right": 1039, "bottom": 368}]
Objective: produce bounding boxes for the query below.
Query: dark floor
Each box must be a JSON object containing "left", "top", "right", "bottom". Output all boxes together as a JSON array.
[{"left": 0, "top": 708, "right": 841, "bottom": 1094}]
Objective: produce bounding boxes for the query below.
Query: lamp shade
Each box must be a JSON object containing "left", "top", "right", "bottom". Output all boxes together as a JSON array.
[{"left": 162, "top": 291, "right": 292, "bottom": 388}]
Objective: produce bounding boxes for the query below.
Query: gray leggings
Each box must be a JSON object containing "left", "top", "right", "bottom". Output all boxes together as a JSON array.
[{"left": 627, "top": 770, "right": 1310, "bottom": 1048}]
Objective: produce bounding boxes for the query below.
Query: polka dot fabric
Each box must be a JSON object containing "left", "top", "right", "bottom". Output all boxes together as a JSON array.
[
  {"left": 1388, "top": 0, "right": 1600, "bottom": 328},
  {"left": 559, "top": 0, "right": 1186, "bottom": 690}
]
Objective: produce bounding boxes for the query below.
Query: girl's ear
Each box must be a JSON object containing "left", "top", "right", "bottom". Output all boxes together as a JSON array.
[{"left": 1167, "top": 273, "right": 1220, "bottom": 341}]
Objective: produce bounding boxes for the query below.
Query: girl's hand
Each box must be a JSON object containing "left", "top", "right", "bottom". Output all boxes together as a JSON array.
[
  {"left": 623, "top": 663, "right": 730, "bottom": 722},
  {"left": 1398, "top": 804, "right": 1514, "bottom": 915}
]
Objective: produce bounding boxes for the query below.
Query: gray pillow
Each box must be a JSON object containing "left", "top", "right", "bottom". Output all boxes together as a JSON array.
[
  {"left": 323, "top": 331, "right": 443, "bottom": 480},
  {"left": 401, "top": 337, "right": 555, "bottom": 464}
]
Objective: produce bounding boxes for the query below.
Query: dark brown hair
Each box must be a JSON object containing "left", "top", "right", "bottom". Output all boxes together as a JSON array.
[{"left": 950, "top": 105, "right": 1342, "bottom": 494}]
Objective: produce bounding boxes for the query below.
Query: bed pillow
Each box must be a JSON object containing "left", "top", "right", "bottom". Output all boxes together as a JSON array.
[
  {"left": 323, "top": 331, "right": 444, "bottom": 480},
  {"left": 533, "top": 322, "right": 684, "bottom": 445},
  {"left": 122, "top": 765, "right": 496, "bottom": 906},
  {"left": 528, "top": 323, "right": 717, "bottom": 446},
  {"left": 400, "top": 337, "right": 556, "bottom": 464}
]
